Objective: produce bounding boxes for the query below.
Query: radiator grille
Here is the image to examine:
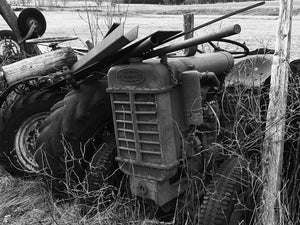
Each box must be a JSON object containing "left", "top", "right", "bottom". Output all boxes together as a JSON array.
[{"left": 112, "top": 93, "right": 162, "bottom": 164}]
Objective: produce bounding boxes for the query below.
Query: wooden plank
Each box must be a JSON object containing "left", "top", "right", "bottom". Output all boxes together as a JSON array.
[
  {"left": 3, "top": 47, "right": 77, "bottom": 85},
  {"left": 261, "top": 0, "right": 293, "bottom": 224},
  {"left": 71, "top": 23, "right": 138, "bottom": 74}
]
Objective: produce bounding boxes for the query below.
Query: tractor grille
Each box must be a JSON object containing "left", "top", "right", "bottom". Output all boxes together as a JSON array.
[{"left": 112, "top": 93, "right": 162, "bottom": 164}]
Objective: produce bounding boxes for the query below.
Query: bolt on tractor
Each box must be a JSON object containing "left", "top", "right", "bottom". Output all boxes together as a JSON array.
[{"left": 1, "top": 1, "right": 300, "bottom": 224}]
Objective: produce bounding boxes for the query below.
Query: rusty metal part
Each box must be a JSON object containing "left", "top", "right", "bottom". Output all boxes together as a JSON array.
[
  {"left": 104, "top": 22, "right": 121, "bottom": 38},
  {"left": 225, "top": 54, "right": 273, "bottom": 88},
  {"left": 118, "top": 30, "right": 181, "bottom": 56},
  {"left": 0, "top": 30, "right": 21, "bottom": 57},
  {"left": 100, "top": 30, "right": 180, "bottom": 67},
  {"left": 142, "top": 24, "right": 241, "bottom": 60},
  {"left": 77, "top": 30, "right": 181, "bottom": 76},
  {"left": 114, "top": 36, "right": 160, "bottom": 65},
  {"left": 17, "top": 8, "right": 46, "bottom": 38},
  {"left": 63, "top": 66, "right": 78, "bottom": 89},
  {"left": 19, "top": 22, "right": 38, "bottom": 43},
  {"left": 14, "top": 112, "right": 47, "bottom": 172},
  {"left": 26, "top": 36, "right": 78, "bottom": 44},
  {"left": 208, "top": 38, "right": 249, "bottom": 59},
  {"left": 71, "top": 24, "right": 138, "bottom": 74},
  {"left": 0, "top": 66, "right": 7, "bottom": 91}
]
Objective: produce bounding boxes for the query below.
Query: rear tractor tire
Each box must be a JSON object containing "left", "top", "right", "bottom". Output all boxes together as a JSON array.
[
  {"left": 35, "top": 79, "right": 120, "bottom": 197},
  {"left": 0, "top": 89, "right": 65, "bottom": 176}
]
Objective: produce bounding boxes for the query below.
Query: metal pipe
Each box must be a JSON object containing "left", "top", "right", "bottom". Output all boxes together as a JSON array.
[
  {"left": 142, "top": 24, "right": 241, "bottom": 60},
  {"left": 114, "top": 36, "right": 160, "bottom": 65},
  {"left": 131, "top": 36, "right": 159, "bottom": 57}
]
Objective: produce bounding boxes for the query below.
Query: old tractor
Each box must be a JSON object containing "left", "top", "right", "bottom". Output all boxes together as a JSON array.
[{"left": 2, "top": 1, "right": 300, "bottom": 224}]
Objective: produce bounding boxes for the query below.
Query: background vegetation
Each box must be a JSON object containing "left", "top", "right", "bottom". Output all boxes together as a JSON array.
[{"left": 7, "top": 0, "right": 273, "bottom": 6}]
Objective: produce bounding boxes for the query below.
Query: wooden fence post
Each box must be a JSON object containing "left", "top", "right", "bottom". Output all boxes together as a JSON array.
[
  {"left": 183, "top": 14, "right": 197, "bottom": 56},
  {"left": 261, "top": 0, "right": 293, "bottom": 224}
]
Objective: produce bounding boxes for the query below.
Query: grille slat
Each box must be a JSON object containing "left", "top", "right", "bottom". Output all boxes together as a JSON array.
[
  {"left": 140, "top": 150, "right": 162, "bottom": 155},
  {"left": 135, "top": 111, "right": 157, "bottom": 115},
  {"left": 137, "top": 130, "right": 159, "bottom": 134},
  {"left": 118, "top": 128, "right": 135, "bottom": 133},
  {"left": 112, "top": 92, "right": 162, "bottom": 163},
  {"left": 139, "top": 140, "right": 160, "bottom": 145},
  {"left": 136, "top": 121, "right": 158, "bottom": 125},
  {"left": 119, "top": 147, "right": 136, "bottom": 151},
  {"left": 118, "top": 138, "right": 136, "bottom": 142},
  {"left": 116, "top": 120, "right": 134, "bottom": 123},
  {"left": 135, "top": 102, "right": 156, "bottom": 105},
  {"left": 115, "top": 110, "right": 132, "bottom": 113}
]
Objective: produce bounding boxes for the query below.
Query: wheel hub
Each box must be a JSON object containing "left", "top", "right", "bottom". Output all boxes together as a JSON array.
[
  {"left": 0, "top": 38, "right": 21, "bottom": 58},
  {"left": 14, "top": 112, "right": 48, "bottom": 172}
]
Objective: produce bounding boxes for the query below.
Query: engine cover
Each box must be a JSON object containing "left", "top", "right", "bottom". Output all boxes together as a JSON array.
[{"left": 107, "top": 52, "right": 233, "bottom": 206}]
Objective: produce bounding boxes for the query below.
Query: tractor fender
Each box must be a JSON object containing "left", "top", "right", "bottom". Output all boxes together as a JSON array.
[{"left": 225, "top": 54, "right": 273, "bottom": 88}]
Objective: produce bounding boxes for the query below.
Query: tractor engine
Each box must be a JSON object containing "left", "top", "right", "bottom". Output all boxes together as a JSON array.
[{"left": 107, "top": 52, "right": 234, "bottom": 207}]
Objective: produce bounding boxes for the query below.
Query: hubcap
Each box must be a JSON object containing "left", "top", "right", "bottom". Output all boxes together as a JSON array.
[{"left": 14, "top": 113, "right": 48, "bottom": 173}]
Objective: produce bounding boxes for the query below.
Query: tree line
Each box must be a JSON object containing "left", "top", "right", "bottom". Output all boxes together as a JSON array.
[{"left": 125, "top": 0, "right": 271, "bottom": 4}]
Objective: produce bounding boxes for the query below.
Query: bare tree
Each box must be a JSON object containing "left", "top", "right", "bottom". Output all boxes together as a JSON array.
[
  {"left": 20, "top": 0, "right": 31, "bottom": 6},
  {"left": 80, "top": 0, "right": 127, "bottom": 46}
]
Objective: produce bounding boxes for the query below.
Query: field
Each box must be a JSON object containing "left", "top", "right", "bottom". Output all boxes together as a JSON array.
[
  {"left": 1, "top": 1, "right": 300, "bottom": 224},
  {"left": 1, "top": 1, "right": 300, "bottom": 58}
]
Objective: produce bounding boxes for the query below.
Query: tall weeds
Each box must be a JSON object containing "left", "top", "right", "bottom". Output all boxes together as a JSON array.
[{"left": 222, "top": 57, "right": 300, "bottom": 224}]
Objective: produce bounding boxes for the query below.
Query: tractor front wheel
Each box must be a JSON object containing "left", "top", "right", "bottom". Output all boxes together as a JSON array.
[{"left": 0, "top": 89, "right": 65, "bottom": 176}]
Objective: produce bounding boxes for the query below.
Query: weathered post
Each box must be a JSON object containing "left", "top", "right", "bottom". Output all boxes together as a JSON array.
[
  {"left": 183, "top": 14, "right": 197, "bottom": 56},
  {"left": 261, "top": 0, "right": 293, "bottom": 224}
]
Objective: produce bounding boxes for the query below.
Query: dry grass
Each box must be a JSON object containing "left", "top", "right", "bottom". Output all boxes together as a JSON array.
[
  {"left": 0, "top": 174, "right": 173, "bottom": 224},
  {"left": 1, "top": 53, "right": 300, "bottom": 225},
  {"left": 221, "top": 58, "right": 300, "bottom": 224},
  {"left": 0, "top": 73, "right": 300, "bottom": 225},
  {"left": 0, "top": 177, "right": 53, "bottom": 225}
]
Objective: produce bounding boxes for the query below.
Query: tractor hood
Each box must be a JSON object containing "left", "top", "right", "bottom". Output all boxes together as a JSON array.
[{"left": 225, "top": 55, "right": 273, "bottom": 88}]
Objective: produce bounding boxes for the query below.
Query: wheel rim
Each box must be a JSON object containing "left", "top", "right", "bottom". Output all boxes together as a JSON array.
[
  {"left": 0, "top": 38, "right": 21, "bottom": 57},
  {"left": 14, "top": 112, "right": 48, "bottom": 173}
]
